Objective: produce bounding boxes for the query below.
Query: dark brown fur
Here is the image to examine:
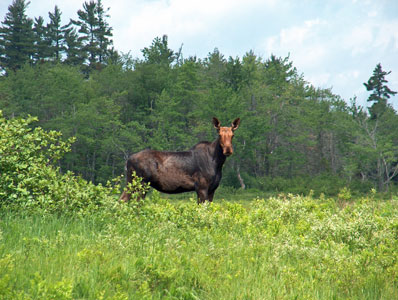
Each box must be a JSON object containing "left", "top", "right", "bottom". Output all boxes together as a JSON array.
[{"left": 120, "top": 117, "right": 240, "bottom": 203}]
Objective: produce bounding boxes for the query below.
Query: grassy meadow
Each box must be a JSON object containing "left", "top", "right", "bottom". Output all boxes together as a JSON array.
[{"left": 1, "top": 192, "right": 398, "bottom": 300}]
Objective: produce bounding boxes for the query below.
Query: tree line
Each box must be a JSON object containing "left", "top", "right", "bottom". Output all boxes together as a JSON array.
[
  {"left": 0, "top": 0, "right": 114, "bottom": 74},
  {"left": 0, "top": 0, "right": 397, "bottom": 195}
]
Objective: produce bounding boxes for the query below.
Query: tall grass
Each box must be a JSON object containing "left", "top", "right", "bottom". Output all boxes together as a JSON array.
[{"left": 1, "top": 193, "right": 398, "bottom": 299}]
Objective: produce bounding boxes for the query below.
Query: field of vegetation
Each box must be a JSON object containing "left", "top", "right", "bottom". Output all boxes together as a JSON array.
[{"left": 1, "top": 192, "right": 398, "bottom": 299}]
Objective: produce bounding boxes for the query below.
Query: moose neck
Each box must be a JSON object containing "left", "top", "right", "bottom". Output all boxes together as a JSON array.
[{"left": 212, "top": 137, "right": 227, "bottom": 168}]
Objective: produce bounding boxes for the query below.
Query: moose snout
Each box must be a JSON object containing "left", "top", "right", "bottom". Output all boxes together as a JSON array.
[{"left": 223, "top": 148, "right": 233, "bottom": 156}]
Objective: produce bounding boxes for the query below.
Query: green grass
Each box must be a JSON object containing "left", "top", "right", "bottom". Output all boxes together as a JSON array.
[{"left": 1, "top": 193, "right": 398, "bottom": 299}]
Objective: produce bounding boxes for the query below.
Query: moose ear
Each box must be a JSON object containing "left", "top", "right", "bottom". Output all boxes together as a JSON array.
[
  {"left": 231, "top": 118, "right": 240, "bottom": 131},
  {"left": 212, "top": 117, "right": 221, "bottom": 130}
]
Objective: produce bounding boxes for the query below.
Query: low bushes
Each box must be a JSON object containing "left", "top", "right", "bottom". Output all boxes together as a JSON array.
[{"left": 0, "top": 111, "right": 147, "bottom": 215}]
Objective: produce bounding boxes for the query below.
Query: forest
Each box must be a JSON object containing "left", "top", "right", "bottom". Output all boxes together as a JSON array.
[{"left": 1, "top": 0, "right": 398, "bottom": 195}]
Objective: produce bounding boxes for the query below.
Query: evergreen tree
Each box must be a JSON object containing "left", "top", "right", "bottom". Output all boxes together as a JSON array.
[
  {"left": 46, "top": 5, "right": 64, "bottom": 62},
  {"left": 62, "top": 23, "right": 85, "bottom": 66},
  {"left": 241, "top": 50, "right": 260, "bottom": 89},
  {"left": 32, "top": 16, "right": 49, "bottom": 63},
  {"left": 263, "top": 54, "right": 297, "bottom": 95},
  {"left": 142, "top": 35, "right": 175, "bottom": 66},
  {"left": 224, "top": 56, "right": 243, "bottom": 91},
  {"left": 364, "top": 63, "right": 397, "bottom": 120},
  {"left": 134, "top": 35, "right": 175, "bottom": 113},
  {"left": 95, "top": 0, "right": 113, "bottom": 64},
  {"left": 73, "top": 0, "right": 97, "bottom": 68},
  {"left": 203, "top": 48, "right": 227, "bottom": 84},
  {"left": 355, "top": 64, "right": 398, "bottom": 191},
  {"left": 0, "top": 0, "right": 34, "bottom": 72},
  {"left": 72, "top": 0, "right": 113, "bottom": 70}
]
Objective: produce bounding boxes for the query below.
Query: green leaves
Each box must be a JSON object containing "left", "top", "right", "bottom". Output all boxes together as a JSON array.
[{"left": 0, "top": 111, "right": 131, "bottom": 214}]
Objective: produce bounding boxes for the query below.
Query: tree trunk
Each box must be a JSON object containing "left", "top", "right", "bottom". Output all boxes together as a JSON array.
[{"left": 236, "top": 164, "right": 246, "bottom": 190}]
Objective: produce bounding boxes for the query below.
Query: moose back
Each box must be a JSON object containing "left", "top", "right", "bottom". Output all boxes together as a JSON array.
[{"left": 120, "top": 117, "right": 240, "bottom": 203}]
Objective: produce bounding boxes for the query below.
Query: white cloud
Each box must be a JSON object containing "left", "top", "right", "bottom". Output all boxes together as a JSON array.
[
  {"left": 278, "top": 18, "right": 324, "bottom": 49},
  {"left": 342, "top": 19, "right": 398, "bottom": 56},
  {"left": 263, "top": 18, "right": 329, "bottom": 70},
  {"left": 375, "top": 20, "right": 398, "bottom": 50},
  {"left": 109, "top": 0, "right": 277, "bottom": 55},
  {"left": 336, "top": 70, "right": 360, "bottom": 83},
  {"left": 306, "top": 72, "right": 331, "bottom": 88},
  {"left": 260, "top": 5, "right": 397, "bottom": 106},
  {"left": 343, "top": 25, "right": 373, "bottom": 56},
  {"left": 25, "top": 0, "right": 86, "bottom": 23}
]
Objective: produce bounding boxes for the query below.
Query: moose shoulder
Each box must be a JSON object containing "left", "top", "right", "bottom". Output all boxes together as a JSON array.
[{"left": 120, "top": 117, "right": 240, "bottom": 203}]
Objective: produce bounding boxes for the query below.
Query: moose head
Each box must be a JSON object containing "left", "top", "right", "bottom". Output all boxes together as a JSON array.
[{"left": 212, "top": 117, "right": 240, "bottom": 156}]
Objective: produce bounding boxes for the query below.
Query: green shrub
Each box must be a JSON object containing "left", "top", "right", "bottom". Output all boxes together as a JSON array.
[{"left": 0, "top": 112, "right": 145, "bottom": 214}]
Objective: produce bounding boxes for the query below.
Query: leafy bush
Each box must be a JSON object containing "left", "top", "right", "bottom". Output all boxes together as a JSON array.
[{"left": 0, "top": 112, "right": 144, "bottom": 214}]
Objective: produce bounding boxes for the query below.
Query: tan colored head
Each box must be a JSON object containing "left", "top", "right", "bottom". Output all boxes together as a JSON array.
[{"left": 212, "top": 117, "right": 240, "bottom": 156}]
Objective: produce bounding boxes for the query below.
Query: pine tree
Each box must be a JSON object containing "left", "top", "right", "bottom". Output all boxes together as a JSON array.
[
  {"left": 0, "top": 0, "right": 34, "bottom": 72},
  {"left": 95, "top": 0, "right": 112, "bottom": 64},
  {"left": 225, "top": 56, "right": 243, "bottom": 91},
  {"left": 62, "top": 22, "right": 85, "bottom": 66},
  {"left": 364, "top": 63, "right": 397, "bottom": 119},
  {"left": 46, "top": 5, "right": 64, "bottom": 62},
  {"left": 32, "top": 16, "right": 50, "bottom": 63},
  {"left": 72, "top": 0, "right": 113, "bottom": 70},
  {"left": 142, "top": 35, "right": 175, "bottom": 66},
  {"left": 73, "top": 0, "right": 97, "bottom": 68},
  {"left": 361, "top": 63, "right": 398, "bottom": 191}
]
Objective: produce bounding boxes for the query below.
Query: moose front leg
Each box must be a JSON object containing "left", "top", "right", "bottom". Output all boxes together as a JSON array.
[
  {"left": 208, "top": 190, "right": 215, "bottom": 202},
  {"left": 194, "top": 179, "right": 209, "bottom": 204},
  {"left": 119, "top": 190, "right": 131, "bottom": 202}
]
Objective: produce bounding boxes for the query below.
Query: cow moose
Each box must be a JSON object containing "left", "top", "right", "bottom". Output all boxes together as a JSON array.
[{"left": 120, "top": 117, "right": 240, "bottom": 203}]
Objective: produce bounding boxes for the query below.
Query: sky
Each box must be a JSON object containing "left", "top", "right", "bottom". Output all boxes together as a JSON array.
[{"left": 1, "top": 0, "right": 397, "bottom": 108}]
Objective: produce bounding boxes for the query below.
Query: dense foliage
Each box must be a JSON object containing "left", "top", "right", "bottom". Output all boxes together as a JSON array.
[
  {"left": 0, "top": 111, "right": 147, "bottom": 212},
  {"left": 0, "top": 0, "right": 397, "bottom": 195}
]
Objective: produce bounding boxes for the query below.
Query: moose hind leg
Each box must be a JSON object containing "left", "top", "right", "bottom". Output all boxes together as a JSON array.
[{"left": 120, "top": 158, "right": 135, "bottom": 202}]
